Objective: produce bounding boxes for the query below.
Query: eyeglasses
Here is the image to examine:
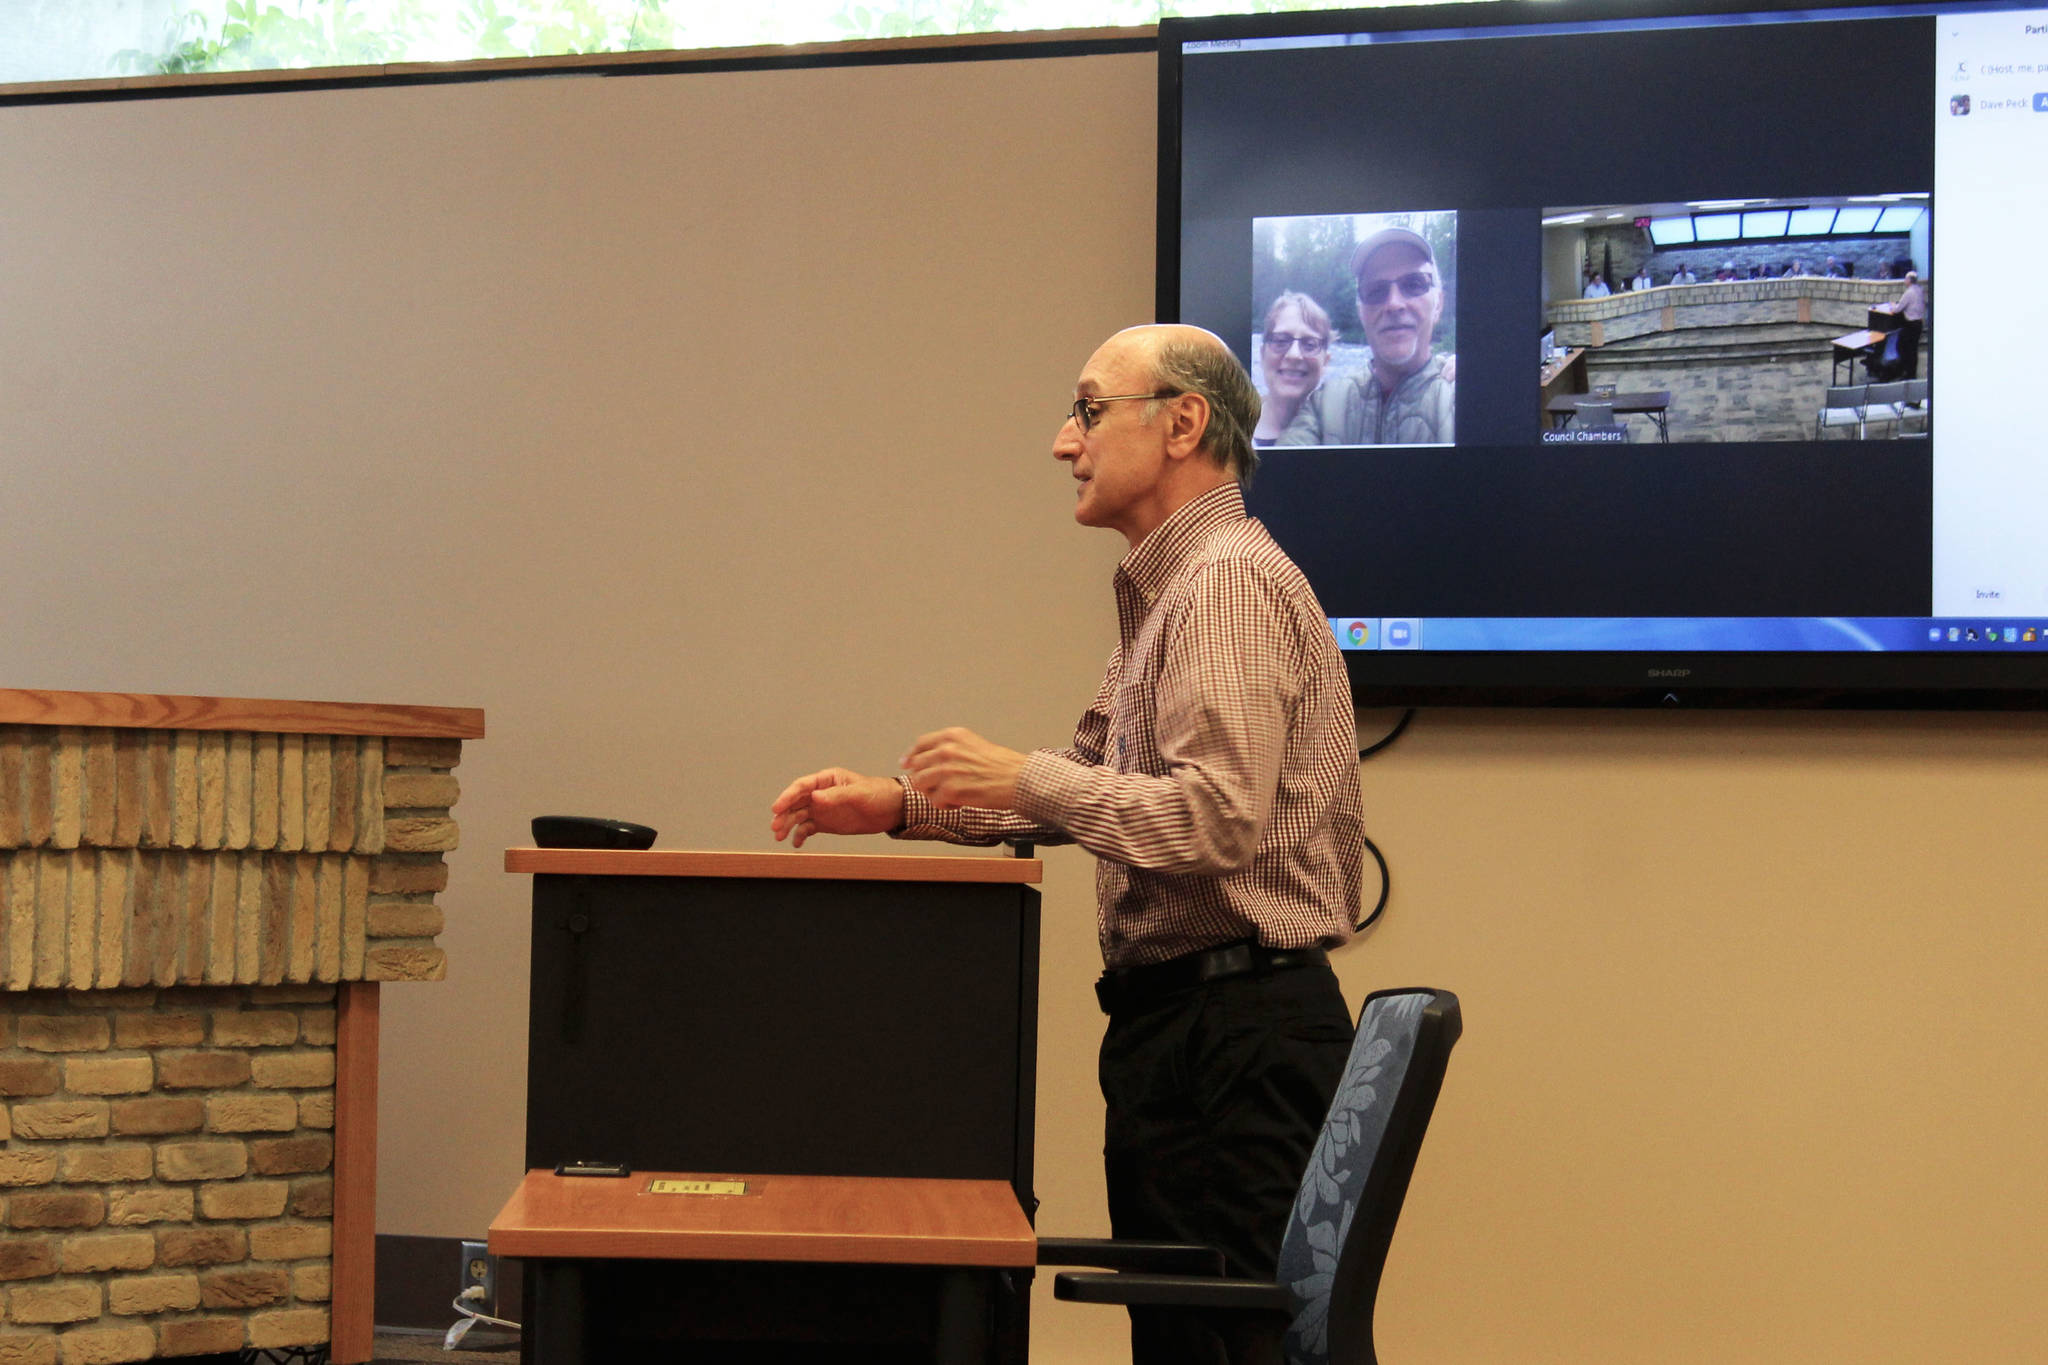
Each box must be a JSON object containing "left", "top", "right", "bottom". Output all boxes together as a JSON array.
[
  {"left": 1359, "top": 271, "right": 1438, "bottom": 306},
  {"left": 1067, "top": 390, "right": 1181, "bottom": 433},
  {"left": 1261, "top": 333, "right": 1329, "bottom": 356}
]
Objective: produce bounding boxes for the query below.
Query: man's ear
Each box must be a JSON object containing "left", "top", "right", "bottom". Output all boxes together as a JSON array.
[{"left": 1163, "top": 392, "right": 1211, "bottom": 462}]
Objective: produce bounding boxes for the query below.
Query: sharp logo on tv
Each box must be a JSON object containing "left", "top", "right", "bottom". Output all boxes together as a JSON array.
[{"left": 1648, "top": 669, "right": 1694, "bottom": 679}]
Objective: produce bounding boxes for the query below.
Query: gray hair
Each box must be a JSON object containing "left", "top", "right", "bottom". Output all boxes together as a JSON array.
[{"left": 1147, "top": 336, "right": 1262, "bottom": 483}]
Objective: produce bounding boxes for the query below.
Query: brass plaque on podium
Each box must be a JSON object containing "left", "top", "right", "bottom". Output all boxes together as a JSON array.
[{"left": 648, "top": 1179, "right": 749, "bottom": 1196}]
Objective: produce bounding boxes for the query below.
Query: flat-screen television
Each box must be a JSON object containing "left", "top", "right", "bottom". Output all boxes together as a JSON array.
[{"left": 1160, "top": 0, "right": 2048, "bottom": 707}]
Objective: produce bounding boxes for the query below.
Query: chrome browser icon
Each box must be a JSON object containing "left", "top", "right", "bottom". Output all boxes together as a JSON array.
[{"left": 1330, "top": 618, "right": 1377, "bottom": 650}]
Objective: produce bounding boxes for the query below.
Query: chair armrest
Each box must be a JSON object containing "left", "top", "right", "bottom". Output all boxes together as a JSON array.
[
  {"left": 1034, "top": 1238, "right": 1226, "bottom": 1274},
  {"left": 1053, "top": 1271, "right": 1293, "bottom": 1312}
]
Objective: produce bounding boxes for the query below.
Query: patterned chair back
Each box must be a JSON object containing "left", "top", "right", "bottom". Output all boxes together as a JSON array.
[{"left": 1273, "top": 987, "right": 1462, "bottom": 1365}]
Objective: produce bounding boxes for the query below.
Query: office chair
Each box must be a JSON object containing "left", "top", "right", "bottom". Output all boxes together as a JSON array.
[
  {"left": 1572, "top": 400, "right": 1627, "bottom": 440},
  {"left": 1897, "top": 378, "right": 1930, "bottom": 435},
  {"left": 1860, "top": 380, "right": 1910, "bottom": 437},
  {"left": 1816, "top": 384, "right": 1868, "bottom": 438},
  {"left": 1039, "top": 987, "right": 1463, "bottom": 1365}
]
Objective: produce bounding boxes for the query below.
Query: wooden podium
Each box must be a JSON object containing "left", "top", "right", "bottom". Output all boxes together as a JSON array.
[{"left": 500, "top": 847, "right": 1043, "bottom": 1363}]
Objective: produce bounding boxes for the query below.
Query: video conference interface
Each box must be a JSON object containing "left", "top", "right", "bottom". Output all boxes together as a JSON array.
[{"left": 1175, "top": 2, "right": 2048, "bottom": 645}]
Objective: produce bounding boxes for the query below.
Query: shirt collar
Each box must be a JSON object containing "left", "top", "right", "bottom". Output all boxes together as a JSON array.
[
  {"left": 1376, "top": 352, "right": 1446, "bottom": 399},
  {"left": 1116, "top": 481, "right": 1247, "bottom": 605}
]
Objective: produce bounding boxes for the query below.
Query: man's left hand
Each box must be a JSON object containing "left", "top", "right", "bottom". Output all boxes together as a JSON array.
[{"left": 901, "top": 727, "right": 1028, "bottom": 810}]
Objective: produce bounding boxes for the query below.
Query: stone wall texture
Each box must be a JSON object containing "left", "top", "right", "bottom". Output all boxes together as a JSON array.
[
  {"left": 0, "top": 984, "right": 340, "bottom": 1362},
  {"left": 1544, "top": 276, "right": 1931, "bottom": 442},
  {"left": 0, "top": 729, "right": 461, "bottom": 988},
  {"left": 1548, "top": 275, "right": 1912, "bottom": 335},
  {"left": 2, "top": 722, "right": 463, "bottom": 1358}
]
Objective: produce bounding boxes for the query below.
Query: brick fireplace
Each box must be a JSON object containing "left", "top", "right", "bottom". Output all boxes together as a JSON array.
[{"left": 0, "top": 690, "right": 481, "bottom": 1365}]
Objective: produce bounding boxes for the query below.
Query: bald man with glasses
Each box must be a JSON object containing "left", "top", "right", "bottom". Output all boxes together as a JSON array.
[
  {"left": 1281, "top": 226, "right": 1455, "bottom": 447},
  {"left": 773, "top": 323, "right": 1363, "bottom": 1365}
]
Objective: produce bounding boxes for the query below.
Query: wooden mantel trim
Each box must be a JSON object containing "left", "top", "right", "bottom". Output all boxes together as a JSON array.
[
  {"left": 505, "top": 848, "right": 1042, "bottom": 884},
  {"left": 0, "top": 688, "right": 484, "bottom": 739},
  {"left": 330, "top": 983, "right": 381, "bottom": 1365}
]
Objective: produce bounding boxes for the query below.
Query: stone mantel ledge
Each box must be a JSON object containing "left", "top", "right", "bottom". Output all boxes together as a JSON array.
[
  {"left": 1548, "top": 275, "right": 1916, "bottom": 325},
  {"left": 1, "top": 690, "right": 483, "bottom": 992}
]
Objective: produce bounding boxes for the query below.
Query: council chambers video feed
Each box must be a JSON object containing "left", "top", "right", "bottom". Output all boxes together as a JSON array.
[
  {"left": 1250, "top": 211, "right": 1457, "bottom": 448},
  {"left": 1538, "top": 195, "right": 1930, "bottom": 444}
]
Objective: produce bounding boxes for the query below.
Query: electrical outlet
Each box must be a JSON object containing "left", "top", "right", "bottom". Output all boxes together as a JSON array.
[{"left": 460, "top": 1239, "right": 493, "bottom": 1304}]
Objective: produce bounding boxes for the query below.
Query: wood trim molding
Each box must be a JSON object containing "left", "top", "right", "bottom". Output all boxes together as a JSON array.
[
  {"left": 0, "top": 688, "right": 484, "bottom": 738},
  {"left": 504, "top": 847, "right": 1042, "bottom": 884},
  {"left": 0, "top": 24, "right": 1157, "bottom": 102},
  {"left": 331, "top": 982, "right": 382, "bottom": 1365}
]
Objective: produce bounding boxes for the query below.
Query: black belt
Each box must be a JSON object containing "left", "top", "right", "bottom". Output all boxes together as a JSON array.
[{"left": 1095, "top": 941, "right": 1328, "bottom": 1016}]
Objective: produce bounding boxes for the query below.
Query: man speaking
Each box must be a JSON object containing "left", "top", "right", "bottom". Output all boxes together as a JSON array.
[{"left": 771, "top": 324, "right": 1362, "bottom": 1365}]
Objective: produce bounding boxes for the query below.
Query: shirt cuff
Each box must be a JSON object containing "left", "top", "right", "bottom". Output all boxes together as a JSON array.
[
  {"left": 892, "top": 776, "right": 949, "bottom": 839},
  {"left": 1013, "top": 749, "right": 1090, "bottom": 830}
]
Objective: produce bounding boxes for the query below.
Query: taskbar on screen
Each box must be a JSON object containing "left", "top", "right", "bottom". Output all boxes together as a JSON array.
[{"left": 1329, "top": 617, "right": 2048, "bottom": 652}]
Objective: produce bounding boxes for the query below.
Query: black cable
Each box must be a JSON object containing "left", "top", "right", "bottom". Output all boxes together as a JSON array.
[
  {"left": 1357, "top": 832, "right": 1390, "bottom": 934},
  {"left": 1357, "top": 707, "right": 1415, "bottom": 760},
  {"left": 1353, "top": 708, "right": 1414, "bottom": 932}
]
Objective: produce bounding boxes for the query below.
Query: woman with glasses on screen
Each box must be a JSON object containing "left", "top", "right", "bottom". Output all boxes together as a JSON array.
[{"left": 1252, "top": 290, "right": 1334, "bottom": 447}]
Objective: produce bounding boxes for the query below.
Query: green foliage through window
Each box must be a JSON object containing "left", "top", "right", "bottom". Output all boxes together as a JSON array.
[{"left": 45, "top": 0, "right": 1419, "bottom": 82}]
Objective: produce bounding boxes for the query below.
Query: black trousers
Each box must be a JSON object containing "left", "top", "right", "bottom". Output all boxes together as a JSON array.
[{"left": 1099, "top": 963, "right": 1354, "bottom": 1365}]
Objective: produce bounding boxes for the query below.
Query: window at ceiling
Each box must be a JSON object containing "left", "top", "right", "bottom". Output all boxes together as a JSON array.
[
  {"left": 0, "top": 0, "right": 1422, "bottom": 87},
  {"left": 1647, "top": 202, "right": 1927, "bottom": 244}
]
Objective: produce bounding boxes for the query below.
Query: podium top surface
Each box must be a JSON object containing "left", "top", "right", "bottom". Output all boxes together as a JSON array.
[
  {"left": 504, "top": 847, "right": 1042, "bottom": 884},
  {"left": 489, "top": 1169, "right": 1036, "bottom": 1267}
]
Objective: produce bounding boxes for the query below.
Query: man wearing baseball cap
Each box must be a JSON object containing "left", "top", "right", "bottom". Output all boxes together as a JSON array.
[{"left": 1280, "top": 224, "right": 1455, "bottom": 446}]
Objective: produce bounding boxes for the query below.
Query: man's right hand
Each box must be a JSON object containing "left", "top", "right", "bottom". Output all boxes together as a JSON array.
[{"left": 769, "top": 768, "right": 906, "bottom": 848}]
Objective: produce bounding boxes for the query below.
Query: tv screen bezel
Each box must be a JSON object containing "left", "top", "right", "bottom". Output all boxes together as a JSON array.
[{"left": 1157, "top": 0, "right": 2048, "bottom": 709}]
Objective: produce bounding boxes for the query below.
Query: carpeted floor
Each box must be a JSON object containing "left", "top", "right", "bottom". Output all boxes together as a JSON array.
[{"left": 370, "top": 1327, "right": 519, "bottom": 1361}]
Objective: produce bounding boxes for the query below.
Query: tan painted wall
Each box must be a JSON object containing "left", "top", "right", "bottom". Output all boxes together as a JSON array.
[{"left": 2, "top": 48, "right": 2043, "bottom": 1365}]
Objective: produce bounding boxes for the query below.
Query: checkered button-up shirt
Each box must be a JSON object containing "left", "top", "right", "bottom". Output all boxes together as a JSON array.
[{"left": 899, "top": 483, "right": 1361, "bottom": 967}]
